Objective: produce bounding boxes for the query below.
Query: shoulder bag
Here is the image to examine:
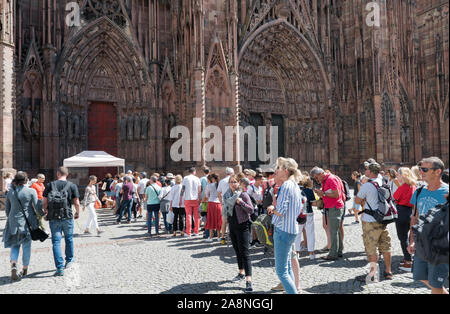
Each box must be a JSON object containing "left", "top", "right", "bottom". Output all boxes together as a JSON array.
[{"left": 12, "top": 187, "right": 49, "bottom": 242}]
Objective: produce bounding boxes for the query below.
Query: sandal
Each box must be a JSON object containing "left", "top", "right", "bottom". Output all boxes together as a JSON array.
[
  {"left": 321, "top": 255, "right": 338, "bottom": 261},
  {"left": 384, "top": 272, "right": 393, "bottom": 280}
]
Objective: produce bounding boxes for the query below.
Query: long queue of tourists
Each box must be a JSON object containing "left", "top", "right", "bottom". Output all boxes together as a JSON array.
[{"left": 2, "top": 156, "right": 449, "bottom": 294}]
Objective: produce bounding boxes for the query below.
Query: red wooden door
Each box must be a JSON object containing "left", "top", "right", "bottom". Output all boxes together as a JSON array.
[{"left": 88, "top": 102, "right": 118, "bottom": 179}]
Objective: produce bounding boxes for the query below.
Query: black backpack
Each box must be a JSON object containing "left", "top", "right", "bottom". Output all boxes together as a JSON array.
[
  {"left": 262, "top": 182, "right": 276, "bottom": 210},
  {"left": 341, "top": 179, "right": 351, "bottom": 201},
  {"left": 412, "top": 200, "right": 449, "bottom": 265},
  {"left": 47, "top": 181, "right": 72, "bottom": 220}
]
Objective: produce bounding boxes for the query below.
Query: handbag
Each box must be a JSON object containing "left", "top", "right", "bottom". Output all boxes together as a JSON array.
[
  {"left": 101, "top": 182, "right": 107, "bottom": 191},
  {"left": 12, "top": 187, "right": 49, "bottom": 242},
  {"left": 167, "top": 210, "right": 175, "bottom": 224},
  {"left": 95, "top": 199, "right": 102, "bottom": 209}
]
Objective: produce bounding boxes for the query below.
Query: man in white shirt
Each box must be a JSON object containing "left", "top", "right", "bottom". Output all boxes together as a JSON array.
[
  {"left": 356, "top": 162, "right": 392, "bottom": 283},
  {"left": 218, "top": 167, "right": 234, "bottom": 244},
  {"left": 180, "top": 167, "right": 202, "bottom": 236},
  {"left": 137, "top": 172, "right": 149, "bottom": 218}
]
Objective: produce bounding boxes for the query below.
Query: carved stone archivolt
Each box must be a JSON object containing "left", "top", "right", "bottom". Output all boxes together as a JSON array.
[{"left": 82, "top": 0, "right": 130, "bottom": 28}]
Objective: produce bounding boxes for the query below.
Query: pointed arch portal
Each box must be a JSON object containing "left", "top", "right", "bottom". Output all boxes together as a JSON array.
[{"left": 238, "top": 19, "right": 331, "bottom": 168}]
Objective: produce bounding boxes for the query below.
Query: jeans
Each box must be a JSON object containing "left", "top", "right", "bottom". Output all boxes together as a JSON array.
[
  {"left": 10, "top": 239, "right": 32, "bottom": 267},
  {"left": 161, "top": 211, "right": 172, "bottom": 232},
  {"left": 50, "top": 219, "right": 74, "bottom": 270},
  {"left": 117, "top": 199, "right": 132, "bottom": 223},
  {"left": 147, "top": 204, "right": 160, "bottom": 234},
  {"left": 395, "top": 205, "right": 412, "bottom": 262},
  {"left": 327, "top": 207, "right": 344, "bottom": 258},
  {"left": 274, "top": 227, "right": 298, "bottom": 294},
  {"left": 229, "top": 220, "right": 252, "bottom": 276}
]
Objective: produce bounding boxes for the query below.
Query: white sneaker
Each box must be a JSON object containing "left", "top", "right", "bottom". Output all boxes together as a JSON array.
[
  {"left": 183, "top": 234, "right": 190, "bottom": 238},
  {"left": 194, "top": 233, "right": 200, "bottom": 237},
  {"left": 206, "top": 238, "right": 213, "bottom": 243},
  {"left": 309, "top": 254, "right": 316, "bottom": 260}
]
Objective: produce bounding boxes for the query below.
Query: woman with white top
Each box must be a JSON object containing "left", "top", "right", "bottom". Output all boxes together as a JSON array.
[
  {"left": 168, "top": 175, "right": 186, "bottom": 237},
  {"left": 267, "top": 157, "right": 303, "bottom": 294},
  {"left": 82, "top": 176, "right": 103, "bottom": 236},
  {"left": 205, "top": 174, "right": 222, "bottom": 242},
  {"left": 159, "top": 179, "right": 173, "bottom": 234}
]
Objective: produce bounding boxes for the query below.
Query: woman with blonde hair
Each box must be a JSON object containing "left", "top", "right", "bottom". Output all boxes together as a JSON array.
[
  {"left": 267, "top": 157, "right": 303, "bottom": 294},
  {"left": 411, "top": 166, "right": 425, "bottom": 188},
  {"left": 393, "top": 167, "right": 417, "bottom": 272}
]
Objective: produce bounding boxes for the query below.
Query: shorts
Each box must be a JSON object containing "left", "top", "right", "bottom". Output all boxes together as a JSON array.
[
  {"left": 362, "top": 221, "right": 391, "bottom": 256},
  {"left": 413, "top": 254, "right": 449, "bottom": 289}
]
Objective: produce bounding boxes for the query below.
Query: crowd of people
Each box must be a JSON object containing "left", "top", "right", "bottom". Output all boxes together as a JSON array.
[{"left": 2, "top": 156, "right": 449, "bottom": 294}]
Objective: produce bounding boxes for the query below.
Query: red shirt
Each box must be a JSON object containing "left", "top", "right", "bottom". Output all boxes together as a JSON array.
[
  {"left": 393, "top": 183, "right": 416, "bottom": 207},
  {"left": 31, "top": 182, "right": 45, "bottom": 200},
  {"left": 322, "top": 174, "right": 345, "bottom": 209},
  {"left": 156, "top": 181, "right": 162, "bottom": 188}
]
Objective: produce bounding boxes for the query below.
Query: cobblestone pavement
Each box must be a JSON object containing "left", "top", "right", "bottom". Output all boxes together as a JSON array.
[{"left": 0, "top": 203, "right": 447, "bottom": 294}]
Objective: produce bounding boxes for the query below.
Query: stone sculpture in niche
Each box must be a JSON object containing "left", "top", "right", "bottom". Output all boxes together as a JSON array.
[{"left": 141, "top": 114, "right": 149, "bottom": 140}]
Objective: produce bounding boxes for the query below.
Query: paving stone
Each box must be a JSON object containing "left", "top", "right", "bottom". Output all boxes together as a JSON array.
[{"left": 0, "top": 202, "right": 447, "bottom": 294}]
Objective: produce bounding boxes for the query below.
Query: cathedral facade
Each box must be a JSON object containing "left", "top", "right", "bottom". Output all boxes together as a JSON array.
[{"left": 0, "top": 0, "right": 448, "bottom": 183}]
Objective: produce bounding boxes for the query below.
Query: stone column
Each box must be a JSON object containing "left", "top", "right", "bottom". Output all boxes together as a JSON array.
[{"left": 0, "top": 0, "right": 16, "bottom": 191}]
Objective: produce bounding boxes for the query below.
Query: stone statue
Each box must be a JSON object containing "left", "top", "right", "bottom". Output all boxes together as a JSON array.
[
  {"left": 140, "top": 115, "right": 149, "bottom": 140},
  {"left": 59, "top": 111, "right": 66, "bottom": 137},
  {"left": 168, "top": 113, "right": 176, "bottom": 134},
  {"left": 305, "top": 123, "right": 312, "bottom": 144},
  {"left": 338, "top": 117, "right": 344, "bottom": 145},
  {"left": 127, "top": 116, "right": 134, "bottom": 141},
  {"left": 73, "top": 114, "right": 80, "bottom": 139},
  {"left": 134, "top": 114, "right": 141, "bottom": 140},
  {"left": 119, "top": 118, "right": 127, "bottom": 141},
  {"left": 313, "top": 123, "right": 320, "bottom": 144},
  {"left": 67, "top": 115, "right": 73, "bottom": 139},
  {"left": 22, "top": 105, "right": 33, "bottom": 136},
  {"left": 31, "top": 111, "right": 40, "bottom": 137}
]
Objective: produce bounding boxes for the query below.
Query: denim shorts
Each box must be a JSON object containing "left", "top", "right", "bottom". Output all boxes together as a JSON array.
[{"left": 413, "top": 254, "right": 449, "bottom": 289}]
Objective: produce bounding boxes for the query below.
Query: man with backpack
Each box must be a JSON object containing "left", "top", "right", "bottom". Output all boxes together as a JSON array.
[
  {"left": 42, "top": 167, "right": 80, "bottom": 277},
  {"left": 408, "top": 157, "right": 449, "bottom": 294},
  {"left": 355, "top": 162, "right": 393, "bottom": 283}
]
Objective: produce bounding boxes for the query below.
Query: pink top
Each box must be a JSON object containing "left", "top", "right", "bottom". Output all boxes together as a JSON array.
[{"left": 322, "top": 173, "right": 345, "bottom": 209}]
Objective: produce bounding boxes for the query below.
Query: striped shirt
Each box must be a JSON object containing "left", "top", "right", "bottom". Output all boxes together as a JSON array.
[{"left": 272, "top": 179, "right": 303, "bottom": 235}]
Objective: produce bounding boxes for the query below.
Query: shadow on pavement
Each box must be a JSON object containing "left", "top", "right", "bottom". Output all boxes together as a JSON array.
[
  {"left": 304, "top": 278, "right": 365, "bottom": 294},
  {"left": 161, "top": 280, "right": 246, "bottom": 294}
]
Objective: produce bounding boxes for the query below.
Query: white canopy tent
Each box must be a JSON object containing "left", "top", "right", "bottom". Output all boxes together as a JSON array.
[{"left": 63, "top": 151, "right": 125, "bottom": 169}]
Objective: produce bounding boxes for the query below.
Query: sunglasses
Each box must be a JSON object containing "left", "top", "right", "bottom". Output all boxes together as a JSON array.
[{"left": 419, "top": 167, "right": 439, "bottom": 173}]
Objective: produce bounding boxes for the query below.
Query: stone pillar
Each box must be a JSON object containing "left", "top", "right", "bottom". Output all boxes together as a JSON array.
[{"left": 0, "top": 0, "right": 16, "bottom": 191}]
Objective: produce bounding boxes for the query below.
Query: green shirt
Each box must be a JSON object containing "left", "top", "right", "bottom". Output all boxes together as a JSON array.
[{"left": 145, "top": 184, "right": 161, "bottom": 205}]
